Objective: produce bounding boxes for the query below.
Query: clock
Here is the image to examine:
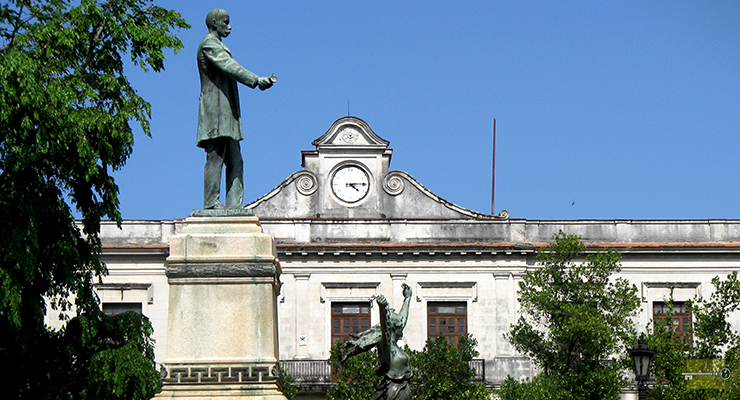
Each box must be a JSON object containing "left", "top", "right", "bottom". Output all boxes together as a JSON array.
[{"left": 331, "top": 165, "right": 370, "bottom": 203}]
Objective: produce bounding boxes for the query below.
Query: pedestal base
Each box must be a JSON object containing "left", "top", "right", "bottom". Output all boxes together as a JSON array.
[
  {"left": 158, "top": 215, "right": 287, "bottom": 399},
  {"left": 159, "top": 385, "right": 287, "bottom": 400},
  {"left": 158, "top": 361, "right": 287, "bottom": 400}
]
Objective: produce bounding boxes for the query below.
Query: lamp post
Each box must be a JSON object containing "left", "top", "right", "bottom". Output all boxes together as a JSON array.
[{"left": 628, "top": 333, "right": 657, "bottom": 400}]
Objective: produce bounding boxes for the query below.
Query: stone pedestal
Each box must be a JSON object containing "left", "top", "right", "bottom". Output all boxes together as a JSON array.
[{"left": 158, "top": 211, "right": 287, "bottom": 399}]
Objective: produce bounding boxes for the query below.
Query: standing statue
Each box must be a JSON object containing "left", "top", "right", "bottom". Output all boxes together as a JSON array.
[
  {"left": 197, "top": 9, "right": 276, "bottom": 209},
  {"left": 341, "top": 283, "right": 413, "bottom": 400}
]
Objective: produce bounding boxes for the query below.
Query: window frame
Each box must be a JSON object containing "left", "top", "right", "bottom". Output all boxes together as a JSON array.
[
  {"left": 427, "top": 301, "right": 468, "bottom": 345},
  {"left": 331, "top": 302, "right": 372, "bottom": 345},
  {"left": 653, "top": 301, "right": 692, "bottom": 344}
]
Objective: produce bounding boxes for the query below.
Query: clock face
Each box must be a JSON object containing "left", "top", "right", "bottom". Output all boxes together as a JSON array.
[{"left": 331, "top": 165, "right": 370, "bottom": 203}]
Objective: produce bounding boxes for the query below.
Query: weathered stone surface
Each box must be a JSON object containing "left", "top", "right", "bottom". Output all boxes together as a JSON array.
[
  {"left": 158, "top": 215, "right": 285, "bottom": 399},
  {"left": 490, "top": 356, "right": 532, "bottom": 385},
  {"left": 165, "top": 277, "right": 279, "bottom": 361},
  {"left": 168, "top": 216, "right": 276, "bottom": 268},
  {"left": 191, "top": 208, "right": 256, "bottom": 217},
  {"left": 98, "top": 218, "right": 740, "bottom": 248},
  {"left": 177, "top": 216, "right": 264, "bottom": 234}
]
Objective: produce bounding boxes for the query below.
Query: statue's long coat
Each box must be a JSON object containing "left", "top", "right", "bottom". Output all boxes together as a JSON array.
[{"left": 196, "top": 33, "right": 258, "bottom": 148}]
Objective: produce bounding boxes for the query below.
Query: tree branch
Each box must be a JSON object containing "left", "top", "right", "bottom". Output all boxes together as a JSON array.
[
  {"left": 5, "top": 5, "right": 25, "bottom": 50},
  {"left": 81, "top": 19, "right": 106, "bottom": 69}
]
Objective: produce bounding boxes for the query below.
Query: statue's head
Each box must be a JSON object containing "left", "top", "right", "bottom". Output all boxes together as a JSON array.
[{"left": 206, "top": 9, "right": 231, "bottom": 38}]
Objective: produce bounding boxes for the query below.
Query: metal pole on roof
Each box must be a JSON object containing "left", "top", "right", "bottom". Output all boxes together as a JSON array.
[{"left": 491, "top": 118, "right": 496, "bottom": 215}]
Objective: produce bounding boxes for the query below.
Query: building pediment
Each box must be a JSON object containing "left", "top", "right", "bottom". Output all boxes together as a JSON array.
[
  {"left": 247, "top": 117, "right": 500, "bottom": 224},
  {"left": 310, "top": 116, "right": 389, "bottom": 152}
]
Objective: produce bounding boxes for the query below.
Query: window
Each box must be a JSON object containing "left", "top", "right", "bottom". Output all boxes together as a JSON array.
[
  {"left": 428, "top": 302, "right": 467, "bottom": 345},
  {"left": 654, "top": 302, "right": 692, "bottom": 343},
  {"left": 103, "top": 302, "right": 142, "bottom": 316},
  {"left": 331, "top": 302, "right": 371, "bottom": 344}
]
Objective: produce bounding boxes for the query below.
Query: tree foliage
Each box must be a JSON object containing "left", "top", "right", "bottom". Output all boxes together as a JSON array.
[
  {"left": 409, "top": 335, "right": 490, "bottom": 400},
  {"left": 278, "top": 363, "right": 303, "bottom": 400},
  {"left": 692, "top": 272, "right": 740, "bottom": 361},
  {"left": 503, "top": 231, "right": 640, "bottom": 400},
  {"left": 327, "top": 342, "right": 382, "bottom": 400},
  {"left": 647, "top": 299, "right": 694, "bottom": 400},
  {"left": 647, "top": 273, "right": 740, "bottom": 400},
  {"left": 57, "top": 311, "right": 161, "bottom": 400},
  {"left": 327, "top": 334, "right": 491, "bottom": 400},
  {"left": 0, "top": 0, "right": 188, "bottom": 397},
  {"left": 497, "top": 373, "right": 570, "bottom": 400}
]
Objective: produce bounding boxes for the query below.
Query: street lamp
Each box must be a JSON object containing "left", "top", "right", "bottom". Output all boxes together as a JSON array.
[{"left": 628, "top": 333, "right": 657, "bottom": 400}]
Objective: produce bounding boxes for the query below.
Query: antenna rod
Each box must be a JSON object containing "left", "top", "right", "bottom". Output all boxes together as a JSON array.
[{"left": 491, "top": 118, "right": 496, "bottom": 215}]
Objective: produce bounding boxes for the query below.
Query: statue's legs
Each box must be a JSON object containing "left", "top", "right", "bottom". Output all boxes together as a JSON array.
[
  {"left": 223, "top": 139, "right": 244, "bottom": 208},
  {"left": 203, "top": 138, "right": 243, "bottom": 209}
]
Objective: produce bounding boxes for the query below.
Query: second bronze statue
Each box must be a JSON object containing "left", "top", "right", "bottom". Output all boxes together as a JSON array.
[{"left": 341, "top": 283, "right": 413, "bottom": 400}]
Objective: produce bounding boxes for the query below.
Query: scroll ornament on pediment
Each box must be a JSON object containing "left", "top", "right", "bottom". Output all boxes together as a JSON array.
[
  {"left": 295, "top": 171, "right": 318, "bottom": 196},
  {"left": 383, "top": 172, "right": 405, "bottom": 196}
]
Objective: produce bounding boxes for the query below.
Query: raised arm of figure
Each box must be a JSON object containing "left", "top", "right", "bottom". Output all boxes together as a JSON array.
[
  {"left": 375, "top": 294, "right": 392, "bottom": 367},
  {"left": 398, "top": 283, "right": 412, "bottom": 328}
]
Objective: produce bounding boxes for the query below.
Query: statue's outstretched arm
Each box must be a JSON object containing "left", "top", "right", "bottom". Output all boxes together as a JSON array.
[
  {"left": 375, "top": 294, "right": 393, "bottom": 367},
  {"left": 340, "top": 324, "right": 381, "bottom": 363},
  {"left": 398, "top": 283, "right": 412, "bottom": 328},
  {"left": 201, "top": 38, "right": 258, "bottom": 88}
]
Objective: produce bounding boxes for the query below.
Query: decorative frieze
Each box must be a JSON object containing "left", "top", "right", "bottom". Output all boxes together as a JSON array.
[
  {"left": 166, "top": 263, "right": 278, "bottom": 278},
  {"left": 162, "top": 364, "right": 279, "bottom": 384}
]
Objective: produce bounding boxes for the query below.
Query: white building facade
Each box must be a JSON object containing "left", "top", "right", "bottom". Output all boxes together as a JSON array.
[{"left": 47, "top": 117, "right": 740, "bottom": 396}]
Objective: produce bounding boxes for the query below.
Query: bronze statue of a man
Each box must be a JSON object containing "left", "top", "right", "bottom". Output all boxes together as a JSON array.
[{"left": 197, "top": 9, "right": 275, "bottom": 209}]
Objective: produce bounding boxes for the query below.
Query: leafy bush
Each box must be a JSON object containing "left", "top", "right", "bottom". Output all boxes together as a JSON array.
[{"left": 327, "top": 334, "right": 491, "bottom": 400}]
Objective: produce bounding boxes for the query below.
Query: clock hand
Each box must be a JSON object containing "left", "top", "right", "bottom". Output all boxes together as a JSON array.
[{"left": 347, "top": 183, "right": 360, "bottom": 191}]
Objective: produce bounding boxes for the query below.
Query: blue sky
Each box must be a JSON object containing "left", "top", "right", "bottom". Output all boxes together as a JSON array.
[{"left": 115, "top": 1, "right": 740, "bottom": 221}]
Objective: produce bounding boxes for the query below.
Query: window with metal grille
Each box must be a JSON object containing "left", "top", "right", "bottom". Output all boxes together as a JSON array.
[
  {"left": 654, "top": 302, "right": 692, "bottom": 343},
  {"left": 102, "top": 302, "right": 142, "bottom": 316},
  {"left": 427, "top": 302, "right": 467, "bottom": 345},
  {"left": 331, "top": 302, "right": 371, "bottom": 345}
]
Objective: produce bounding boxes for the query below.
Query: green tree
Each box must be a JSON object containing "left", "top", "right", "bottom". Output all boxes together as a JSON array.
[
  {"left": 647, "top": 298, "right": 695, "bottom": 400},
  {"left": 692, "top": 272, "right": 740, "bottom": 361},
  {"left": 327, "top": 341, "right": 381, "bottom": 400},
  {"left": 55, "top": 311, "right": 161, "bottom": 400},
  {"left": 0, "top": 0, "right": 188, "bottom": 398},
  {"left": 647, "top": 273, "right": 740, "bottom": 400},
  {"left": 278, "top": 363, "right": 302, "bottom": 400},
  {"left": 409, "top": 335, "right": 490, "bottom": 400},
  {"left": 496, "top": 374, "right": 562, "bottom": 400},
  {"left": 504, "top": 231, "right": 640, "bottom": 400}
]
